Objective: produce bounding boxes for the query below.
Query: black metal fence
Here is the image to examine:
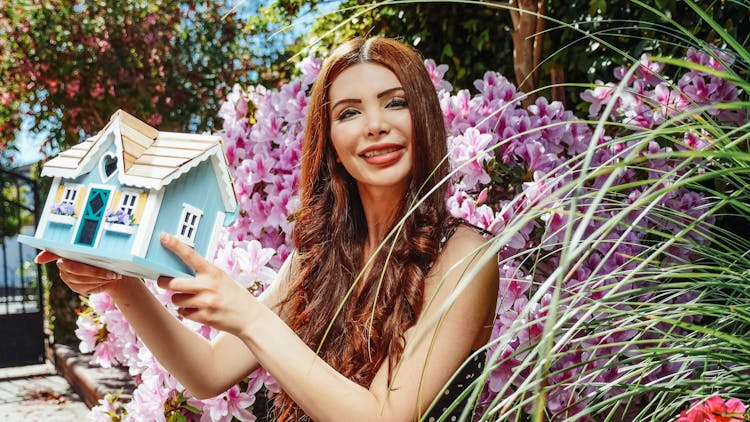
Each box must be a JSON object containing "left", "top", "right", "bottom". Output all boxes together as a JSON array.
[{"left": 0, "top": 167, "right": 45, "bottom": 367}]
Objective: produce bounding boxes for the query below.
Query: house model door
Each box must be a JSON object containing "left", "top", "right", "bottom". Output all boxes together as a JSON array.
[{"left": 75, "top": 188, "right": 111, "bottom": 247}]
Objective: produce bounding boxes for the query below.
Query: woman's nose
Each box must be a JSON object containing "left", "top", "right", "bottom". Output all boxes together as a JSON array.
[{"left": 365, "top": 111, "right": 389, "bottom": 137}]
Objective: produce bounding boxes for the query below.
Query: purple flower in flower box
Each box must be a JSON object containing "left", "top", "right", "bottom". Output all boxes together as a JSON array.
[
  {"left": 51, "top": 202, "right": 76, "bottom": 216},
  {"left": 104, "top": 208, "right": 134, "bottom": 226}
]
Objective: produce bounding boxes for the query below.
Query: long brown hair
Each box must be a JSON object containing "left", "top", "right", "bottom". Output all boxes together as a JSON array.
[{"left": 276, "top": 37, "right": 450, "bottom": 420}]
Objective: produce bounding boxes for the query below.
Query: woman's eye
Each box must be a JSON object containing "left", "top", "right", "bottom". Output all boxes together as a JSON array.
[
  {"left": 387, "top": 98, "right": 408, "bottom": 108},
  {"left": 336, "top": 109, "right": 358, "bottom": 120}
]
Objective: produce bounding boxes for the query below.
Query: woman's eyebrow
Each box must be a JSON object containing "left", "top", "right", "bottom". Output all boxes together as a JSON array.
[
  {"left": 331, "top": 87, "right": 406, "bottom": 111},
  {"left": 331, "top": 97, "right": 360, "bottom": 111},
  {"left": 377, "top": 86, "right": 404, "bottom": 98}
]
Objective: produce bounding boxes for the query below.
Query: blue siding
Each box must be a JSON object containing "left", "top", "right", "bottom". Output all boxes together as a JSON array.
[
  {"left": 41, "top": 155, "right": 105, "bottom": 245},
  {"left": 38, "top": 138, "right": 230, "bottom": 278},
  {"left": 145, "top": 160, "right": 225, "bottom": 276},
  {"left": 42, "top": 141, "right": 135, "bottom": 254},
  {"left": 43, "top": 220, "right": 77, "bottom": 244}
]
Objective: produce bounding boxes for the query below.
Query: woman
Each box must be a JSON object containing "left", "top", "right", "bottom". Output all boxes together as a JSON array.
[{"left": 37, "top": 37, "right": 499, "bottom": 421}]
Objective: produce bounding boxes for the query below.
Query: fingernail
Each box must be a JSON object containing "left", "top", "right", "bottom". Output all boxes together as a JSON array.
[
  {"left": 160, "top": 232, "right": 168, "bottom": 242},
  {"left": 56, "top": 259, "right": 64, "bottom": 267},
  {"left": 108, "top": 272, "right": 122, "bottom": 280}
]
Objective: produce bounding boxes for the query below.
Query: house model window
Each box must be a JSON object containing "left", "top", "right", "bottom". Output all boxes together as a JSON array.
[
  {"left": 175, "top": 203, "right": 203, "bottom": 246},
  {"left": 119, "top": 189, "right": 140, "bottom": 218},
  {"left": 99, "top": 152, "right": 118, "bottom": 182},
  {"left": 61, "top": 185, "right": 79, "bottom": 207}
]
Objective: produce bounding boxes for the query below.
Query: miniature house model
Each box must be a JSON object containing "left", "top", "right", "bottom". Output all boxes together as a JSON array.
[{"left": 19, "top": 110, "right": 238, "bottom": 279}]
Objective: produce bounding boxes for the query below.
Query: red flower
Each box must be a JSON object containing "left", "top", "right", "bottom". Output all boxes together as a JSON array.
[{"left": 675, "top": 395, "right": 747, "bottom": 422}]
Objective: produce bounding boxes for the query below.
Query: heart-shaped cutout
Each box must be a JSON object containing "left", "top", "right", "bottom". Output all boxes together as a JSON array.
[{"left": 103, "top": 154, "right": 118, "bottom": 178}]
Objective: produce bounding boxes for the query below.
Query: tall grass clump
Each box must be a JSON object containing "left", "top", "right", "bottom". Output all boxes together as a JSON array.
[{"left": 462, "top": 1, "right": 750, "bottom": 420}]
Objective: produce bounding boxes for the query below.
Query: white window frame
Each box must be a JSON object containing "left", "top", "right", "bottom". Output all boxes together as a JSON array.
[
  {"left": 61, "top": 183, "right": 82, "bottom": 207},
  {"left": 99, "top": 151, "right": 118, "bottom": 183},
  {"left": 175, "top": 203, "right": 203, "bottom": 247},
  {"left": 118, "top": 188, "right": 141, "bottom": 218}
]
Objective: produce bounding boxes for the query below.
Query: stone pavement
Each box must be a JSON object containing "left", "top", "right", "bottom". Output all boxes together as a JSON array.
[
  {"left": 0, "top": 360, "right": 89, "bottom": 421},
  {"left": 0, "top": 345, "right": 133, "bottom": 421}
]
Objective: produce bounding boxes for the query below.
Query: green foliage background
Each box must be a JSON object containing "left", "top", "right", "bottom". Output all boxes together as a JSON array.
[{"left": 251, "top": 0, "right": 749, "bottom": 107}]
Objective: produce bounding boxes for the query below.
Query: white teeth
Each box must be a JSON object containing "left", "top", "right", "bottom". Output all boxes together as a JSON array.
[{"left": 363, "top": 147, "right": 400, "bottom": 158}]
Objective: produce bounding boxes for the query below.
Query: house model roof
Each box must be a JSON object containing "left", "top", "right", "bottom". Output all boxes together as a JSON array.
[{"left": 41, "top": 110, "right": 237, "bottom": 212}]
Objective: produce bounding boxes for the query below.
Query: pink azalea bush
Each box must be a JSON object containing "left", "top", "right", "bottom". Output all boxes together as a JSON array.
[
  {"left": 675, "top": 395, "right": 747, "bottom": 422},
  {"left": 78, "top": 47, "right": 745, "bottom": 420}
]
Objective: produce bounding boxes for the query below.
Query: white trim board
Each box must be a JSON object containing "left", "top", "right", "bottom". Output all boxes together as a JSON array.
[
  {"left": 36, "top": 176, "right": 62, "bottom": 238},
  {"left": 205, "top": 211, "right": 226, "bottom": 262},
  {"left": 131, "top": 188, "right": 164, "bottom": 258}
]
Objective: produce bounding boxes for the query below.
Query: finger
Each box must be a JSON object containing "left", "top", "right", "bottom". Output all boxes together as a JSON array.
[
  {"left": 170, "top": 292, "right": 198, "bottom": 308},
  {"left": 157, "top": 276, "right": 173, "bottom": 290},
  {"left": 67, "top": 279, "right": 111, "bottom": 296},
  {"left": 160, "top": 233, "right": 210, "bottom": 273},
  {"left": 57, "top": 259, "right": 122, "bottom": 281},
  {"left": 58, "top": 269, "right": 114, "bottom": 295},
  {"left": 35, "top": 250, "right": 60, "bottom": 264},
  {"left": 176, "top": 306, "right": 200, "bottom": 321},
  {"left": 159, "top": 276, "right": 204, "bottom": 294}
]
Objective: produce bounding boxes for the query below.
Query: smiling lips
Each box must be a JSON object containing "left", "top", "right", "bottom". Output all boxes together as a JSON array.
[{"left": 359, "top": 144, "right": 406, "bottom": 166}]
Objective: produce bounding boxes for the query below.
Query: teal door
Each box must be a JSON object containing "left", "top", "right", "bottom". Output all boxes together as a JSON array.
[{"left": 75, "top": 188, "right": 111, "bottom": 246}]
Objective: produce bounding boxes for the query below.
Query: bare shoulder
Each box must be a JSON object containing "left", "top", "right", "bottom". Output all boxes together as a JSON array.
[
  {"left": 439, "top": 224, "right": 494, "bottom": 266},
  {"left": 420, "top": 223, "right": 498, "bottom": 348},
  {"left": 426, "top": 224, "right": 498, "bottom": 295}
]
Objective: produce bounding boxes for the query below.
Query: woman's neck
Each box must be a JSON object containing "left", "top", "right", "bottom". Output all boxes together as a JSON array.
[{"left": 357, "top": 183, "right": 407, "bottom": 255}]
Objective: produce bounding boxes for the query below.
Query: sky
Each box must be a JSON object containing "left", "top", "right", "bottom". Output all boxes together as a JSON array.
[{"left": 5, "top": 116, "right": 48, "bottom": 168}]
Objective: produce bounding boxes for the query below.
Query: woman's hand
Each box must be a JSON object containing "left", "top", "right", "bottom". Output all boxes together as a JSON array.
[
  {"left": 157, "top": 233, "right": 257, "bottom": 336},
  {"left": 35, "top": 250, "right": 128, "bottom": 296}
]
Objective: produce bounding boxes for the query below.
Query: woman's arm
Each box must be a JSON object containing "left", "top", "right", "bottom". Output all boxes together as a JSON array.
[
  {"left": 37, "top": 244, "right": 295, "bottom": 399},
  {"left": 162, "top": 226, "right": 499, "bottom": 421}
]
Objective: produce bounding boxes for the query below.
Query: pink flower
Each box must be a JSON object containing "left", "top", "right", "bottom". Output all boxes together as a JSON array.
[
  {"left": 681, "top": 131, "right": 710, "bottom": 151},
  {"left": 675, "top": 395, "right": 747, "bottom": 422},
  {"left": 198, "top": 385, "right": 256, "bottom": 422},
  {"left": 66, "top": 78, "right": 81, "bottom": 98},
  {"left": 473, "top": 71, "right": 519, "bottom": 104},
  {"left": 90, "top": 392, "right": 125, "bottom": 421},
  {"left": 497, "top": 261, "right": 531, "bottom": 311},
  {"left": 89, "top": 292, "right": 115, "bottom": 314},
  {"left": 232, "top": 240, "right": 278, "bottom": 288},
  {"left": 74, "top": 316, "right": 100, "bottom": 354},
  {"left": 448, "top": 127, "right": 494, "bottom": 188},
  {"left": 0, "top": 92, "right": 14, "bottom": 106},
  {"left": 424, "top": 59, "right": 452, "bottom": 92},
  {"left": 90, "top": 83, "right": 105, "bottom": 99},
  {"left": 92, "top": 339, "right": 116, "bottom": 368},
  {"left": 686, "top": 47, "right": 734, "bottom": 71},
  {"left": 147, "top": 112, "right": 163, "bottom": 126},
  {"left": 297, "top": 56, "right": 321, "bottom": 86},
  {"left": 580, "top": 80, "right": 615, "bottom": 116},
  {"left": 635, "top": 53, "right": 665, "bottom": 85},
  {"left": 540, "top": 209, "right": 568, "bottom": 250},
  {"left": 124, "top": 378, "right": 169, "bottom": 421}
]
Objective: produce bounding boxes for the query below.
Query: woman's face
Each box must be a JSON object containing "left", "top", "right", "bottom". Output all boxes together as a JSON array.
[{"left": 328, "top": 62, "right": 413, "bottom": 193}]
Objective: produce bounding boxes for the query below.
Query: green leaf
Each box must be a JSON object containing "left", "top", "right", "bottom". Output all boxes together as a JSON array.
[
  {"left": 442, "top": 42, "right": 454, "bottom": 58},
  {"left": 182, "top": 404, "right": 201, "bottom": 414}
]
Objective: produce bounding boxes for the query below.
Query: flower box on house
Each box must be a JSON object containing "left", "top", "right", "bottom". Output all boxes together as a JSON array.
[
  {"left": 103, "top": 222, "right": 136, "bottom": 235},
  {"left": 47, "top": 213, "right": 77, "bottom": 225}
]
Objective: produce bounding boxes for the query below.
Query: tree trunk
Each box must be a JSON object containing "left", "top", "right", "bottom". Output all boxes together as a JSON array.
[
  {"left": 509, "top": 0, "right": 545, "bottom": 105},
  {"left": 549, "top": 65, "right": 566, "bottom": 106}
]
